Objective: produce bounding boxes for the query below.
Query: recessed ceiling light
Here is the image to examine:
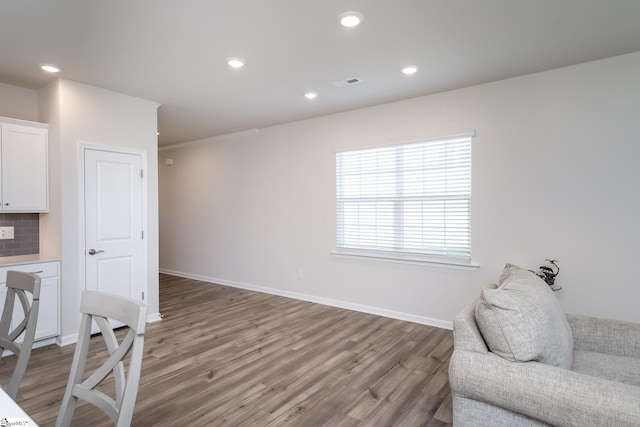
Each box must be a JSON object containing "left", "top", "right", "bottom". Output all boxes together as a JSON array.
[
  {"left": 40, "top": 64, "right": 61, "bottom": 73},
  {"left": 339, "top": 11, "right": 363, "bottom": 28},
  {"left": 401, "top": 65, "right": 419, "bottom": 75},
  {"left": 226, "top": 57, "right": 246, "bottom": 69},
  {"left": 304, "top": 92, "right": 318, "bottom": 100}
]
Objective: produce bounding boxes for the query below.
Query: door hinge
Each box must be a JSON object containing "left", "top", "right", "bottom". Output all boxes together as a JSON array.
[
  {"left": 141, "top": 230, "right": 144, "bottom": 239},
  {"left": 141, "top": 169, "right": 144, "bottom": 178},
  {"left": 142, "top": 291, "right": 145, "bottom": 300}
]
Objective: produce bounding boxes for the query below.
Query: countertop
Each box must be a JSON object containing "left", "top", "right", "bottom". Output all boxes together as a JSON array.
[
  {"left": 0, "top": 386, "right": 37, "bottom": 425},
  {"left": 0, "top": 254, "right": 61, "bottom": 267}
]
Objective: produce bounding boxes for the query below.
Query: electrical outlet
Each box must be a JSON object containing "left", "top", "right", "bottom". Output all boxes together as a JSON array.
[{"left": 0, "top": 226, "right": 14, "bottom": 240}]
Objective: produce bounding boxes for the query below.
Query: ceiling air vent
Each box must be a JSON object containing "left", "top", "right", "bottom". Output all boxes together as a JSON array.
[{"left": 334, "top": 77, "right": 363, "bottom": 88}]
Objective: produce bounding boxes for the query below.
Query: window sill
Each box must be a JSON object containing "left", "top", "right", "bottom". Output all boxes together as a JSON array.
[{"left": 330, "top": 249, "right": 480, "bottom": 270}]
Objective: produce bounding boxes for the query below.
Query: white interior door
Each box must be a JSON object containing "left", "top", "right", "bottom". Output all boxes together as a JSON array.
[{"left": 84, "top": 148, "right": 145, "bottom": 305}]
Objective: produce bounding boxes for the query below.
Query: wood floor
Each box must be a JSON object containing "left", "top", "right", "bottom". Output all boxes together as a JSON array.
[{"left": 1, "top": 274, "right": 454, "bottom": 426}]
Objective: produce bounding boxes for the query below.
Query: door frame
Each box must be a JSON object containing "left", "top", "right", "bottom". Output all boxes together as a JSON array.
[{"left": 78, "top": 142, "right": 149, "bottom": 303}]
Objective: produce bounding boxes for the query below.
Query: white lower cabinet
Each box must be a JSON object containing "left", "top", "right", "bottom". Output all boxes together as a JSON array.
[{"left": 0, "top": 261, "right": 60, "bottom": 341}]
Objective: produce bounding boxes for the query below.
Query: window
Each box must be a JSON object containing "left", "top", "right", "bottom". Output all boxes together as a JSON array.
[{"left": 335, "top": 133, "right": 473, "bottom": 267}]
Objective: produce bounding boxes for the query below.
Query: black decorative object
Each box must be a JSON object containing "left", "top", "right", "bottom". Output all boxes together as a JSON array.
[{"left": 534, "top": 259, "right": 560, "bottom": 290}]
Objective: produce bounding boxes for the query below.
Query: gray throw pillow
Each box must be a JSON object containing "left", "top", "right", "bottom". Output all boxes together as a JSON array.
[{"left": 475, "top": 263, "right": 573, "bottom": 368}]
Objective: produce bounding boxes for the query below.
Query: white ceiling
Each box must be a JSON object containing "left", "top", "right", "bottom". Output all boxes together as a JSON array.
[{"left": 1, "top": 1, "right": 639, "bottom": 147}]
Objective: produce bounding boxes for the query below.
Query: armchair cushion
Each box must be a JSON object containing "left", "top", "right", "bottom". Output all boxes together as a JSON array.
[{"left": 475, "top": 263, "right": 573, "bottom": 368}]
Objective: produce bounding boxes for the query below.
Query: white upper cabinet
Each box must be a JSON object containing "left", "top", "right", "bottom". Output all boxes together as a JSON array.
[{"left": 0, "top": 118, "right": 49, "bottom": 212}]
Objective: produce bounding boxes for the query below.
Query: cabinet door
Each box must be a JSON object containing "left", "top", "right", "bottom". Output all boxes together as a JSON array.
[
  {"left": 34, "top": 276, "right": 59, "bottom": 340},
  {"left": 1, "top": 123, "right": 48, "bottom": 212},
  {"left": 0, "top": 262, "right": 60, "bottom": 344},
  {"left": 0, "top": 276, "right": 59, "bottom": 343}
]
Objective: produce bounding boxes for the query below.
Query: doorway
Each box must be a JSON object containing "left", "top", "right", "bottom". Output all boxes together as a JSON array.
[{"left": 83, "top": 147, "right": 147, "bottom": 304}]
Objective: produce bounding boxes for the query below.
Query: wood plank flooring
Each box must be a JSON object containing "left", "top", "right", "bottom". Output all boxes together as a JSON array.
[{"left": 0, "top": 274, "right": 454, "bottom": 426}]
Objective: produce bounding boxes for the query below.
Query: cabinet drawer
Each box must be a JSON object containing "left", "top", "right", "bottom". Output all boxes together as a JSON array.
[{"left": 0, "top": 261, "right": 59, "bottom": 282}]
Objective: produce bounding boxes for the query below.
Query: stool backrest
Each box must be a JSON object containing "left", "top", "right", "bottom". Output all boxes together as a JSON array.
[
  {"left": 0, "top": 270, "right": 41, "bottom": 400},
  {"left": 56, "top": 291, "right": 147, "bottom": 427}
]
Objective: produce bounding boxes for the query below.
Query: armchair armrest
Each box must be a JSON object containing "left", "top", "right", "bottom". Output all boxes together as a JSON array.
[
  {"left": 452, "top": 297, "right": 489, "bottom": 354},
  {"left": 567, "top": 313, "right": 640, "bottom": 357},
  {"left": 450, "top": 350, "right": 640, "bottom": 427},
  {"left": 452, "top": 285, "right": 498, "bottom": 353}
]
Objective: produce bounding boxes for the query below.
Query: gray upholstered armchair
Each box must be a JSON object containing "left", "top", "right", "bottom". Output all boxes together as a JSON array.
[{"left": 449, "top": 264, "right": 640, "bottom": 426}]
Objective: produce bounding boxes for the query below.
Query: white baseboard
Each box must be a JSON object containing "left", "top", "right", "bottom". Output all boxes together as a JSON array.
[
  {"left": 53, "top": 313, "right": 162, "bottom": 349},
  {"left": 2, "top": 337, "right": 58, "bottom": 356},
  {"left": 159, "top": 268, "right": 453, "bottom": 330},
  {"left": 147, "top": 312, "right": 163, "bottom": 323},
  {"left": 57, "top": 333, "right": 78, "bottom": 347}
]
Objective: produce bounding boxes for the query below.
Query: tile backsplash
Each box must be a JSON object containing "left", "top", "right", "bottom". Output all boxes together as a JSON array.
[{"left": 0, "top": 213, "right": 39, "bottom": 257}]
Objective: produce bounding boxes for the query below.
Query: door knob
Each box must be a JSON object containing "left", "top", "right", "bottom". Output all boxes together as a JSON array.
[{"left": 88, "top": 249, "right": 104, "bottom": 255}]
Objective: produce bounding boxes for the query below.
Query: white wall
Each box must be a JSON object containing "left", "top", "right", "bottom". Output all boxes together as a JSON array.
[
  {"left": 0, "top": 83, "right": 38, "bottom": 121},
  {"left": 159, "top": 52, "right": 640, "bottom": 326},
  {"left": 38, "top": 79, "right": 160, "bottom": 341}
]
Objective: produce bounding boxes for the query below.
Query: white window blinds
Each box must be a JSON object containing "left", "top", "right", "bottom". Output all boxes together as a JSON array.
[{"left": 336, "top": 134, "right": 472, "bottom": 264}]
